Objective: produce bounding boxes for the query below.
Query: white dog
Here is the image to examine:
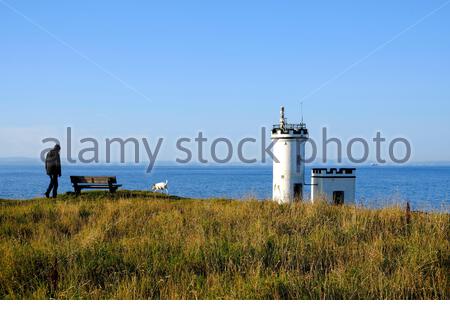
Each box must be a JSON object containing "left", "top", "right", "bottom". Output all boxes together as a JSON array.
[{"left": 151, "top": 180, "right": 169, "bottom": 194}]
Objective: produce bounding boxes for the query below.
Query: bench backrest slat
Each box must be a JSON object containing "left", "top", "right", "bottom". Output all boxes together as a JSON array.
[{"left": 70, "top": 176, "right": 117, "bottom": 184}]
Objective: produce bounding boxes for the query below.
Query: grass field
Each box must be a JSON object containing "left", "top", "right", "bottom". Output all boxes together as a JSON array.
[{"left": 0, "top": 191, "right": 448, "bottom": 300}]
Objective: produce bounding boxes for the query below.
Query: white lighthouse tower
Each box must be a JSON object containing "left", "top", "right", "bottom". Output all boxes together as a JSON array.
[{"left": 272, "top": 106, "right": 309, "bottom": 203}]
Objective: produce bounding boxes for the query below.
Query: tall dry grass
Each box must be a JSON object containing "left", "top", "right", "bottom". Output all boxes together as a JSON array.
[{"left": 0, "top": 191, "right": 448, "bottom": 299}]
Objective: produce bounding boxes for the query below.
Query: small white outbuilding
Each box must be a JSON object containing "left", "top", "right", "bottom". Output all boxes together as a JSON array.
[{"left": 311, "top": 168, "right": 356, "bottom": 205}]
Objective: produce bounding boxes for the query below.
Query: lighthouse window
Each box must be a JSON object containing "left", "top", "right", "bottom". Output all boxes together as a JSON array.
[{"left": 296, "top": 155, "right": 301, "bottom": 173}]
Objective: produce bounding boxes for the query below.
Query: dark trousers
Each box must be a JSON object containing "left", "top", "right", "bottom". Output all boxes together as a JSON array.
[{"left": 46, "top": 174, "right": 59, "bottom": 198}]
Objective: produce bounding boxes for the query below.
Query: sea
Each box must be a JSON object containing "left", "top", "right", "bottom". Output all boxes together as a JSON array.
[{"left": 0, "top": 164, "right": 449, "bottom": 212}]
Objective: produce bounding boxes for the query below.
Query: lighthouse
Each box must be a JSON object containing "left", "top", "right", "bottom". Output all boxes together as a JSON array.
[{"left": 272, "top": 106, "right": 309, "bottom": 203}]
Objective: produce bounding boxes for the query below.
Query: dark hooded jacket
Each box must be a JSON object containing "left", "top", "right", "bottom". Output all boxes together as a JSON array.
[{"left": 45, "top": 148, "right": 61, "bottom": 176}]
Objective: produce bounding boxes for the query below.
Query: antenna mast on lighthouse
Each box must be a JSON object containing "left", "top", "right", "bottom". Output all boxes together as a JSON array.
[
  {"left": 280, "top": 106, "right": 286, "bottom": 131},
  {"left": 300, "top": 101, "right": 305, "bottom": 126}
]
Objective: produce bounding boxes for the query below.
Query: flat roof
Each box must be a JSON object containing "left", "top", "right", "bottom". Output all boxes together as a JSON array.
[{"left": 312, "top": 168, "right": 356, "bottom": 175}]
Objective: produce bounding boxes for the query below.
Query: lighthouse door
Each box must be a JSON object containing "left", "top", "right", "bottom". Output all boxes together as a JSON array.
[{"left": 294, "top": 184, "right": 303, "bottom": 201}]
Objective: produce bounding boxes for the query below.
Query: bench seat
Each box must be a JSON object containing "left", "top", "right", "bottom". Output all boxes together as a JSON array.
[{"left": 70, "top": 176, "right": 122, "bottom": 195}]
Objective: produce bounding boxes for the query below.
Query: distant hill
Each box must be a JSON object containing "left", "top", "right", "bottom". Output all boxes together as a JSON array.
[{"left": 0, "top": 157, "right": 41, "bottom": 165}]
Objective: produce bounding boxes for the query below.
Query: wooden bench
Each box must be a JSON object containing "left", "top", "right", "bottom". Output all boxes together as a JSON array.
[{"left": 70, "top": 176, "right": 122, "bottom": 195}]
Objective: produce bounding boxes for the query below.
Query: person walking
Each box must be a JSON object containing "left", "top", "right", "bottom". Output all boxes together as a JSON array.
[{"left": 45, "top": 144, "right": 62, "bottom": 198}]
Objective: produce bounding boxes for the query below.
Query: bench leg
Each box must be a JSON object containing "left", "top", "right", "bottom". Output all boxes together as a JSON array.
[{"left": 73, "top": 184, "right": 81, "bottom": 196}]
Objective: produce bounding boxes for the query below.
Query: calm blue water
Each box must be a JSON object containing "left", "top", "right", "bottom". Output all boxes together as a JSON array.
[{"left": 0, "top": 164, "right": 448, "bottom": 212}]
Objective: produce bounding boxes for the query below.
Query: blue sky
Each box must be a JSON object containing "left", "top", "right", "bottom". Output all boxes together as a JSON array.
[{"left": 1, "top": 0, "right": 449, "bottom": 163}]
